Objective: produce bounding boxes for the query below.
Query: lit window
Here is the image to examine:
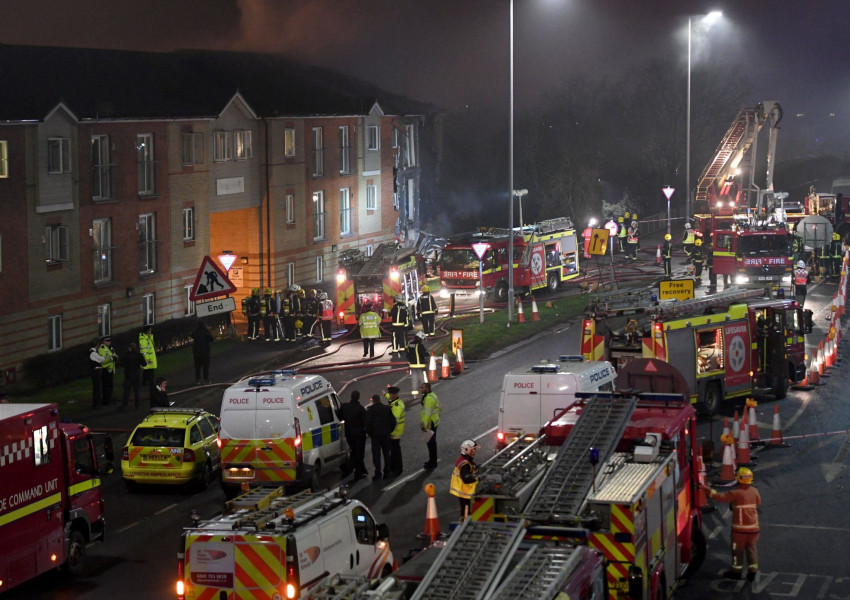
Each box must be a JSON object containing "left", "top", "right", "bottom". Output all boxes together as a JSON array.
[
  {"left": 287, "top": 262, "right": 296, "bottom": 287},
  {"left": 0, "top": 140, "right": 7, "bottom": 178},
  {"left": 313, "top": 191, "right": 325, "bottom": 241},
  {"left": 214, "top": 131, "right": 232, "bottom": 161},
  {"left": 340, "top": 188, "right": 351, "bottom": 236},
  {"left": 235, "top": 130, "right": 253, "bottom": 160},
  {"left": 284, "top": 128, "right": 296, "bottom": 157}
]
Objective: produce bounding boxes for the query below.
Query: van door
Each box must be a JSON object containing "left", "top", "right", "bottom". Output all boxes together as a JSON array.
[
  {"left": 317, "top": 512, "right": 351, "bottom": 579},
  {"left": 500, "top": 374, "right": 541, "bottom": 440},
  {"left": 540, "top": 373, "right": 577, "bottom": 427},
  {"left": 349, "top": 505, "right": 393, "bottom": 579},
  {"left": 301, "top": 394, "right": 344, "bottom": 468},
  {"left": 219, "top": 388, "right": 260, "bottom": 486},
  {"left": 255, "top": 403, "right": 296, "bottom": 484}
]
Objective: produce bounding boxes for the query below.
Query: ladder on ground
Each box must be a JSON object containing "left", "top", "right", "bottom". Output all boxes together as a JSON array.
[
  {"left": 410, "top": 520, "right": 525, "bottom": 600},
  {"left": 475, "top": 436, "right": 550, "bottom": 497},
  {"left": 585, "top": 285, "right": 658, "bottom": 316},
  {"left": 489, "top": 545, "right": 585, "bottom": 600},
  {"left": 651, "top": 287, "right": 765, "bottom": 320},
  {"left": 524, "top": 396, "right": 637, "bottom": 523}
]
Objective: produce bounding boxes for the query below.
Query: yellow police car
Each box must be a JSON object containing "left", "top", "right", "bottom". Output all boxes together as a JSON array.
[{"left": 121, "top": 407, "right": 221, "bottom": 491}]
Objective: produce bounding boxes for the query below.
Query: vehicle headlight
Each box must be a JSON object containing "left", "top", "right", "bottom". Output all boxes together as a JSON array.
[
  {"left": 735, "top": 275, "right": 750, "bottom": 284},
  {"left": 439, "top": 289, "right": 449, "bottom": 299}
]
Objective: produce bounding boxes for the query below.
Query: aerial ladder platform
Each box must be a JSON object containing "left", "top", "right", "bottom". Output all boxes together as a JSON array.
[
  {"left": 584, "top": 285, "right": 659, "bottom": 316},
  {"left": 489, "top": 544, "right": 587, "bottom": 600},
  {"left": 474, "top": 436, "right": 552, "bottom": 519},
  {"left": 649, "top": 287, "right": 765, "bottom": 320}
]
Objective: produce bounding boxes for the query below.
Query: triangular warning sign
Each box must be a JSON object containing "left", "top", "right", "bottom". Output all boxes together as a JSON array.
[
  {"left": 190, "top": 256, "right": 237, "bottom": 301},
  {"left": 644, "top": 360, "right": 659, "bottom": 373}
]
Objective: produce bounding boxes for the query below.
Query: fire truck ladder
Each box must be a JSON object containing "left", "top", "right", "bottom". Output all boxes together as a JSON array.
[
  {"left": 475, "top": 436, "right": 550, "bottom": 497},
  {"left": 311, "top": 574, "right": 406, "bottom": 600},
  {"left": 585, "top": 285, "right": 658, "bottom": 316},
  {"left": 410, "top": 520, "right": 525, "bottom": 600},
  {"left": 227, "top": 488, "right": 344, "bottom": 532},
  {"left": 523, "top": 396, "right": 637, "bottom": 524},
  {"left": 651, "top": 287, "right": 765, "bottom": 320},
  {"left": 489, "top": 545, "right": 585, "bottom": 600},
  {"left": 534, "top": 217, "right": 574, "bottom": 234}
]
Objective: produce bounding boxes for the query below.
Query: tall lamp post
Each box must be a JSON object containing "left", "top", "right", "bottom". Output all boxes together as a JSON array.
[{"left": 508, "top": 0, "right": 517, "bottom": 325}]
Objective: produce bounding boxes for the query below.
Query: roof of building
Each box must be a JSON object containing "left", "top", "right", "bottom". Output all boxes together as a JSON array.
[{"left": 0, "top": 44, "right": 434, "bottom": 122}]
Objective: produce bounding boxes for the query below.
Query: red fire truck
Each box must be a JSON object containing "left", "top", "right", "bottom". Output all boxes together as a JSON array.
[
  {"left": 710, "top": 222, "right": 794, "bottom": 287},
  {"left": 0, "top": 403, "right": 113, "bottom": 593}
]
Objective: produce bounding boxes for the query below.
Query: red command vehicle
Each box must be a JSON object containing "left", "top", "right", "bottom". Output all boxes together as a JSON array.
[{"left": 0, "top": 403, "right": 112, "bottom": 593}]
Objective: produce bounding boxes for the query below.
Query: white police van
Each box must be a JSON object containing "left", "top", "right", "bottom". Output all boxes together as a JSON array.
[
  {"left": 218, "top": 370, "right": 349, "bottom": 498},
  {"left": 496, "top": 356, "right": 616, "bottom": 447}
]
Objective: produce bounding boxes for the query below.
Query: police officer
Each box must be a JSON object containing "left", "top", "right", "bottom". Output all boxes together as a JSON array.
[
  {"left": 98, "top": 336, "right": 117, "bottom": 405},
  {"left": 317, "top": 292, "right": 334, "bottom": 344},
  {"left": 387, "top": 387, "right": 406, "bottom": 477},
  {"left": 407, "top": 331, "right": 429, "bottom": 395},
  {"left": 416, "top": 285, "right": 438, "bottom": 336},
  {"left": 389, "top": 295, "right": 409, "bottom": 354},
  {"left": 793, "top": 260, "right": 811, "bottom": 307},
  {"left": 450, "top": 439, "right": 480, "bottom": 519},
  {"left": 358, "top": 302, "right": 381, "bottom": 358},
  {"left": 626, "top": 220, "right": 639, "bottom": 260},
  {"left": 247, "top": 288, "right": 261, "bottom": 340},
  {"left": 662, "top": 233, "right": 673, "bottom": 278},
  {"left": 682, "top": 222, "right": 695, "bottom": 264},
  {"left": 617, "top": 216, "right": 627, "bottom": 253},
  {"left": 420, "top": 382, "right": 441, "bottom": 470},
  {"left": 89, "top": 338, "right": 106, "bottom": 408},
  {"left": 692, "top": 238, "right": 705, "bottom": 287},
  {"left": 139, "top": 325, "right": 158, "bottom": 401}
]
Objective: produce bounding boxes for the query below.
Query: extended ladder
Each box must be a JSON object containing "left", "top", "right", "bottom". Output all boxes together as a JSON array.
[
  {"left": 651, "top": 287, "right": 764, "bottom": 320},
  {"left": 410, "top": 520, "right": 525, "bottom": 600},
  {"left": 585, "top": 285, "right": 658, "bottom": 316},
  {"left": 489, "top": 545, "right": 585, "bottom": 600},
  {"left": 524, "top": 396, "right": 637, "bottom": 523},
  {"left": 475, "top": 436, "right": 550, "bottom": 497}
]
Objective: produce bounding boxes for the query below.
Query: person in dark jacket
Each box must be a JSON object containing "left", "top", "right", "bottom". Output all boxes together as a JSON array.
[
  {"left": 121, "top": 342, "right": 147, "bottom": 410},
  {"left": 364, "top": 393, "right": 396, "bottom": 481},
  {"left": 151, "top": 377, "right": 170, "bottom": 408},
  {"left": 191, "top": 319, "right": 215, "bottom": 384},
  {"left": 338, "top": 390, "right": 368, "bottom": 479}
]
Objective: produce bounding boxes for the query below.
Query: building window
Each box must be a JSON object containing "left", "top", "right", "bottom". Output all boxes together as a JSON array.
[
  {"left": 184, "top": 285, "right": 195, "bottom": 316},
  {"left": 367, "top": 125, "right": 379, "bottom": 151},
  {"left": 313, "top": 191, "right": 325, "bottom": 241},
  {"left": 393, "top": 128, "right": 400, "bottom": 149},
  {"left": 137, "top": 134, "right": 156, "bottom": 195},
  {"left": 235, "top": 130, "right": 253, "bottom": 160},
  {"left": 312, "top": 127, "right": 324, "bottom": 177},
  {"left": 287, "top": 262, "right": 295, "bottom": 287},
  {"left": 366, "top": 244, "right": 374, "bottom": 257},
  {"left": 45, "top": 225, "right": 69, "bottom": 263},
  {"left": 93, "top": 218, "right": 112, "bottom": 283},
  {"left": 182, "top": 132, "right": 204, "bottom": 165},
  {"left": 339, "top": 126, "right": 350, "bottom": 174},
  {"left": 393, "top": 191, "right": 399, "bottom": 211},
  {"left": 91, "top": 135, "right": 112, "bottom": 199},
  {"left": 139, "top": 213, "right": 157, "bottom": 274},
  {"left": 316, "top": 255, "right": 324, "bottom": 282},
  {"left": 97, "top": 304, "right": 111, "bottom": 338},
  {"left": 214, "top": 131, "right": 232, "bottom": 161},
  {"left": 340, "top": 188, "right": 351, "bottom": 236},
  {"left": 48, "top": 315, "right": 62, "bottom": 351},
  {"left": 406, "top": 124, "right": 417, "bottom": 167},
  {"left": 183, "top": 207, "right": 195, "bottom": 241},
  {"left": 48, "top": 137, "right": 72, "bottom": 174},
  {"left": 143, "top": 293, "right": 155, "bottom": 326},
  {"left": 284, "top": 128, "right": 296, "bottom": 157},
  {"left": 285, "top": 194, "right": 295, "bottom": 224},
  {"left": 366, "top": 184, "right": 377, "bottom": 210},
  {"left": 0, "top": 140, "right": 7, "bottom": 178}
]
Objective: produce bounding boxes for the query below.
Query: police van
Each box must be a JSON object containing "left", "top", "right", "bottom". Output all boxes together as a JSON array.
[
  {"left": 219, "top": 371, "right": 348, "bottom": 498},
  {"left": 496, "top": 356, "right": 616, "bottom": 447}
]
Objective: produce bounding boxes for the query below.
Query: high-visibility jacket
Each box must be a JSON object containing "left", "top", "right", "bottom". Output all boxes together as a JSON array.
[
  {"left": 407, "top": 341, "right": 427, "bottom": 369},
  {"left": 89, "top": 345, "right": 105, "bottom": 372},
  {"left": 139, "top": 332, "right": 157, "bottom": 370},
  {"left": 420, "top": 392, "right": 441, "bottom": 428},
  {"left": 831, "top": 240, "right": 843, "bottom": 259},
  {"left": 390, "top": 304, "right": 409, "bottom": 327},
  {"left": 319, "top": 299, "right": 334, "bottom": 320},
  {"left": 710, "top": 485, "right": 761, "bottom": 532},
  {"left": 450, "top": 455, "right": 477, "bottom": 499},
  {"left": 358, "top": 311, "right": 381, "bottom": 338},
  {"left": 617, "top": 223, "right": 627, "bottom": 238},
  {"left": 683, "top": 230, "right": 695, "bottom": 245},
  {"left": 390, "top": 398, "right": 406, "bottom": 439},
  {"left": 627, "top": 226, "right": 638, "bottom": 243},
  {"left": 417, "top": 293, "right": 437, "bottom": 316},
  {"left": 794, "top": 268, "right": 809, "bottom": 286},
  {"left": 281, "top": 297, "right": 292, "bottom": 316},
  {"left": 98, "top": 345, "right": 116, "bottom": 373}
]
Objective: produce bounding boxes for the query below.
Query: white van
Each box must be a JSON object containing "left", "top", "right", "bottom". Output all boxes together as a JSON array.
[
  {"left": 496, "top": 356, "right": 616, "bottom": 447},
  {"left": 219, "top": 370, "right": 348, "bottom": 498}
]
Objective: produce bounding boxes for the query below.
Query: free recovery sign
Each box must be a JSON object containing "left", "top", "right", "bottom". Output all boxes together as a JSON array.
[{"left": 659, "top": 278, "right": 694, "bottom": 300}]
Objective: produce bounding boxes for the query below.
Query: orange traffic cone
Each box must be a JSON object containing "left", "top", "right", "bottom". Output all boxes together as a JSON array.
[
  {"left": 769, "top": 405, "right": 784, "bottom": 446},
  {"left": 428, "top": 353, "right": 438, "bottom": 382},
  {"left": 718, "top": 433, "right": 737, "bottom": 483},
  {"left": 736, "top": 414, "right": 751, "bottom": 464},
  {"left": 817, "top": 343, "right": 826, "bottom": 376},
  {"left": 656, "top": 244, "right": 662, "bottom": 265},
  {"left": 721, "top": 417, "right": 730, "bottom": 440},
  {"left": 517, "top": 299, "right": 525, "bottom": 323},
  {"left": 531, "top": 297, "right": 540, "bottom": 321},
  {"left": 809, "top": 355, "right": 822, "bottom": 386},
  {"left": 793, "top": 359, "right": 814, "bottom": 390},
  {"left": 416, "top": 483, "right": 443, "bottom": 543},
  {"left": 696, "top": 450, "right": 709, "bottom": 509},
  {"left": 453, "top": 347, "right": 464, "bottom": 375},
  {"left": 441, "top": 350, "right": 451, "bottom": 379},
  {"left": 732, "top": 410, "right": 741, "bottom": 442},
  {"left": 747, "top": 399, "right": 760, "bottom": 442}
]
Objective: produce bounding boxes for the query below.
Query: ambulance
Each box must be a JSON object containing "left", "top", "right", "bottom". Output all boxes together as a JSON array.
[
  {"left": 496, "top": 356, "right": 616, "bottom": 447},
  {"left": 218, "top": 371, "right": 349, "bottom": 498}
]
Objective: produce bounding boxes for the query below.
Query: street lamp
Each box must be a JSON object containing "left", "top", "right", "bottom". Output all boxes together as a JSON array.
[
  {"left": 508, "top": 0, "right": 517, "bottom": 325},
  {"left": 686, "top": 11, "right": 722, "bottom": 223}
]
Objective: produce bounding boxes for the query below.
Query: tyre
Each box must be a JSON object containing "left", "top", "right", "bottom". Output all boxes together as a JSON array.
[
  {"left": 698, "top": 383, "right": 722, "bottom": 417},
  {"left": 494, "top": 281, "right": 508, "bottom": 302},
  {"left": 773, "top": 372, "right": 788, "bottom": 400},
  {"left": 547, "top": 272, "right": 559, "bottom": 293},
  {"left": 683, "top": 525, "right": 707, "bottom": 578},
  {"left": 64, "top": 530, "right": 86, "bottom": 576},
  {"left": 309, "top": 462, "right": 322, "bottom": 492}
]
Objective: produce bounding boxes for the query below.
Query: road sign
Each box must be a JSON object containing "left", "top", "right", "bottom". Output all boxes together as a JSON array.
[
  {"left": 471, "top": 242, "right": 490, "bottom": 261},
  {"left": 588, "top": 228, "right": 610, "bottom": 256},
  {"left": 190, "top": 255, "right": 237, "bottom": 301},
  {"left": 659, "top": 278, "right": 694, "bottom": 300},
  {"left": 604, "top": 220, "right": 618, "bottom": 236},
  {"left": 195, "top": 296, "right": 237, "bottom": 317},
  {"left": 218, "top": 253, "right": 237, "bottom": 272},
  {"left": 662, "top": 186, "right": 675, "bottom": 200}
]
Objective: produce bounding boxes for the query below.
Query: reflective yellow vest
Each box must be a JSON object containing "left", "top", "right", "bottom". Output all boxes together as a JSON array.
[
  {"left": 420, "top": 392, "right": 441, "bottom": 428},
  {"left": 450, "top": 456, "right": 477, "bottom": 499},
  {"left": 139, "top": 332, "right": 157, "bottom": 370},
  {"left": 390, "top": 398, "right": 406, "bottom": 439},
  {"left": 358, "top": 311, "right": 381, "bottom": 338}
]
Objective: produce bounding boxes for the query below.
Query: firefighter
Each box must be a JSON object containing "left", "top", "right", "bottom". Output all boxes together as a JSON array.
[
  {"left": 793, "top": 260, "right": 811, "bottom": 308},
  {"left": 407, "top": 331, "right": 429, "bottom": 395},
  {"left": 358, "top": 302, "right": 381, "bottom": 358},
  {"left": 419, "top": 382, "right": 441, "bottom": 470},
  {"left": 246, "top": 288, "right": 261, "bottom": 340},
  {"left": 662, "top": 233, "right": 673, "bottom": 278},
  {"left": 682, "top": 222, "right": 695, "bottom": 264},
  {"left": 291, "top": 285, "right": 304, "bottom": 339},
  {"left": 139, "top": 325, "right": 158, "bottom": 401},
  {"left": 703, "top": 467, "right": 762, "bottom": 581},
  {"left": 281, "top": 287, "right": 295, "bottom": 342},
  {"left": 262, "top": 288, "right": 279, "bottom": 342},
  {"left": 818, "top": 242, "right": 831, "bottom": 278},
  {"left": 706, "top": 234, "right": 718, "bottom": 293},
  {"left": 97, "top": 336, "right": 117, "bottom": 405},
  {"left": 416, "top": 285, "right": 438, "bottom": 336},
  {"left": 830, "top": 232, "right": 843, "bottom": 278},
  {"left": 626, "top": 220, "right": 639, "bottom": 260},
  {"left": 692, "top": 238, "right": 705, "bottom": 286},
  {"left": 790, "top": 225, "right": 805, "bottom": 263},
  {"left": 303, "top": 289, "right": 318, "bottom": 338},
  {"left": 316, "top": 291, "right": 334, "bottom": 345},
  {"left": 450, "top": 439, "right": 480, "bottom": 520},
  {"left": 617, "top": 216, "right": 626, "bottom": 253},
  {"left": 390, "top": 295, "right": 410, "bottom": 354},
  {"left": 387, "top": 386, "right": 405, "bottom": 477}
]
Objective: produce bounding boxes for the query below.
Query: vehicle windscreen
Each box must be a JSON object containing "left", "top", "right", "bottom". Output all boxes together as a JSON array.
[
  {"left": 738, "top": 234, "right": 790, "bottom": 256},
  {"left": 131, "top": 427, "right": 186, "bottom": 448},
  {"left": 439, "top": 249, "right": 478, "bottom": 269}
]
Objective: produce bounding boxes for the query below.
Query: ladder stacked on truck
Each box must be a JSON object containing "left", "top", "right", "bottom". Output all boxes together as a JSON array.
[
  {"left": 524, "top": 396, "right": 637, "bottom": 523},
  {"left": 203, "top": 487, "right": 345, "bottom": 533},
  {"left": 651, "top": 287, "right": 765, "bottom": 320},
  {"left": 489, "top": 544, "right": 585, "bottom": 600},
  {"left": 410, "top": 520, "right": 525, "bottom": 600},
  {"left": 585, "top": 285, "right": 658, "bottom": 317},
  {"left": 474, "top": 437, "right": 553, "bottom": 519}
]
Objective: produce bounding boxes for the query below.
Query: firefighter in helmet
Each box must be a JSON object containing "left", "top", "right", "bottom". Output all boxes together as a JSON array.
[
  {"left": 416, "top": 285, "right": 438, "bottom": 336},
  {"left": 316, "top": 291, "right": 334, "bottom": 345},
  {"left": 830, "top": 232, "right": 843, "bottom": 278},
  {"left": 390, "top": 295, "right": 410, "bottom": 354},
  {"left": 617, "top": 216, "right": 627, "bottom": 253},
  {"left": 793, "top": 259, "right": 811, "bottom": 307},
  {"left": 626, "top": 220, "right": 639, "bottom": 260},
  {"left": 295, "top": 286, "right": 306, "bottom": 338},
  {"left": 682, "top": 222, "right": 695, "bottom": 264},
  {"left": 662, "top": 233, "right": 673, "bottom": 278},
  {"left": 692, "top": 237, "right": 705, "bottom": 286},
  {"left": 261, "top": 288, "right": 279, "bottom": 342},
  {"left": 246, "top": 288, "right": 262, "bottom": 340},
  {"left": 281, "top": 286, "right": 295, "bottom": 342}
]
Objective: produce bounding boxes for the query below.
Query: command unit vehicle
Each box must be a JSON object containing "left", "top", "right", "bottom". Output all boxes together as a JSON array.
[
  {"left": 177, "top": 486, "right": 394, "bottom": 600},
  {"left": 471, "top": 383, "right": 706, "bottom": 600},
  {"left": 336, "top": 243, "right": 420, "bottom": 325},
  {"left": 121, "top": 407, "right": 221, "bottom": 492},
  {"left": 497, "top": 355, "right": 616, "bottom": 447},
  {"left": 0, "top": 403, "right": 112, "bottom": 593},
  {"left": 219, "top": 371, "right": 348, "bottom": 498},
  {"left": 580, "top": 286, "right": 806, "bottom": 414}
]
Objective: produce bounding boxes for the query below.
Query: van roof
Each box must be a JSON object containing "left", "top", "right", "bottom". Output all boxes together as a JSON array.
[
  {"left": 230, "top": 370, "right": 326, "bottom": 391},
  {"left": 513, "top": 360, "right": 614, "bottom": 376}
]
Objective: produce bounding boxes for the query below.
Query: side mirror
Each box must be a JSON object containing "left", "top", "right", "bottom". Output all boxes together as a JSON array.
[{"left": 377, "top": 523, "right": 390, "bottom": 542}]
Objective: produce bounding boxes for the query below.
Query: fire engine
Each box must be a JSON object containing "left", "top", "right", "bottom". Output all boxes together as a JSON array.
[
  {"left": 438, "top": 217, "right": 580, "bottom": 301},
  {"left": 0, "top": 403, "right": 113, "bottom": 593},
  {"left": 470, "top": 378, "right": 706, "bottom": 600},
  {"left": 580, "top": 287, "right": 807, "bottom": 414},
  {"left": 710, "top": 221, "right": 794, "bottom": 286},
  {"left": 336, "top": 243, "right": 419, "bottom": 325},
  {"left": 177, "top": 486, "right": 394, "bottom": 600}
]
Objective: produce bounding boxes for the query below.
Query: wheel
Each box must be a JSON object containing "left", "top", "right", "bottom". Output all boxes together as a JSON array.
[
  {"left": 698, "top": 383, "right": 721, "bottom": 417},
  {"left": 683, "top": 525, "right": 707, "bottom": 578},
  {"left": 309, "top": 462, "right": 322, "bottom": 492},
  {"left": 64, "top": 530, "right": 86, "bottom": 576},
  {"left": 547, "top": 272, "right": 559, "bottom": 293},
  {"left": 494, "top": 281, "right": 508, "bottom": 302},
  {"left": 772, "top": 372, "right": 788, "bottom": 400}
]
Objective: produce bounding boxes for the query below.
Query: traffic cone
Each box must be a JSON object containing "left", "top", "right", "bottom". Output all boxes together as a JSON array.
[
  {"left": 769, "top": 405, "right": 784, "bottom": 446},
  {"left": 817, "top": 343, "right": 826, "bottom": 376},
  {"left": 747, "top": 399, "right": 759, "bottom": 442},
  {"left": 721, "top": 417, "right": 730, "bottom": 440},
  {"left": 517, "top": 299, "right": 525, "bottom": 323},
  {"left": 809, "top": 355, "right": 822, "bottom": 386},
  {"left": 453, "top": 347, "right": 465, "bottom": 375},
  {"left": 428, "top": 353, "right": 438, "bottom": 382},
  {"left": 696, "top": 449, "right": 709, "bottom": 509},
  {"left": 441, "top": 350, "right": 451, "bottom": 379},
  {"left": 792, "top": 357, "right": 814, "bottom": 390},
  {"left": 656, "top": 244, "right": 661, "bottom": 265},
  {"left": 732, "top": 410, "right": 740, "bottom": 442},
  {"left": 736, "top": 414, "right": 751, "bottom": 465},
  {"left": 718, "top": 433, "right": 737, "bottom": 483},
  {"left": 416, "top": 483, "right": 443, "bottom": 543},
  {"left": 531, "top": 297, "right": 540, "bottom": 321}
]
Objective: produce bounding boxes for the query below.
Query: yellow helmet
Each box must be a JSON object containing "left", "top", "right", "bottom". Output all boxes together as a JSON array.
[
  {"left": 251, "top": 288, "right": 259, "bottom": 295},
  {"left": 632, "top": 214, "right": 638, "bottom": 221},
  {"left": 265, "top": 287, "right": 273, "bottom": 295},
  {"left": 664, "top": 233, "right": 672, "bottom": 241},
  {"left": 421, "top": 285, "right": 430, "bottom": 293},
  {"left": 695, "top": 238, "right": 703, "bottom": 246},
  {"left": 834, "top": 232, "right": 841, "bottom": 241},
  {"left": 737, "top": 467, "right": 753, "bottom": 485},
  {"left": 624, "top": 212, "right": 631, "bottom": 219},
  {"left": 618, "top": 216, "right": 624, "bottom": 223}
]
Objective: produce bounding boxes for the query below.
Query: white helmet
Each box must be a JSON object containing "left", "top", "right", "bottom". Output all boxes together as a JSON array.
[
  {"left": 395, "top": 295, "right": 404, "bottom": 303},
  {"left": 319, "top": 292, "right": 328, "bottom": 300},
  {"left": 460, "top": 439, "right": 479, "bottom": 454},
  {"left": 797, "top": 260, "right": 805, "bottom": 268},
  {"left": 415, "top": 331, "right": 427, "bottom": 340},
  {"left": 685, "top": 223, "right": 692, "bottom": 229}
]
